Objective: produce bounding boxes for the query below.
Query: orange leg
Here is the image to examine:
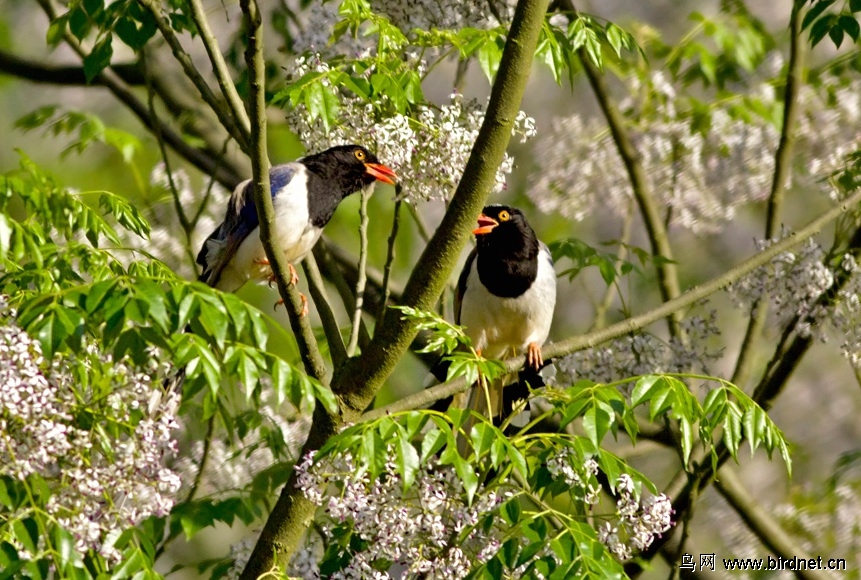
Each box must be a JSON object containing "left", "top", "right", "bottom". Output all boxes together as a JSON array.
[
  {"left": 253, "top": 259, "right": 299, "bottom": 286},
  {"left": 274, "top": 292, "right": 309, "bottom": 317},
  {"left": 526, "top": 342, "right": 543, "bottom": 370}
]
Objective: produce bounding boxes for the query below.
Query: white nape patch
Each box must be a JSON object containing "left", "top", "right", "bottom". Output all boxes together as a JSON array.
[
  {"left": 215, "top": 167, "right": 322, "bottom": 292},
  {"left": 459, "top": 244, "right": 556, "bottom": 359}
]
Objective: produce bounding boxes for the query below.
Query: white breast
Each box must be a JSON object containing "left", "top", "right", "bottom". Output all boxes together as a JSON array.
[
  {"left": 459, "top": 247, "right": 556, "bottom": 360},
  {"left": 216, "top": 169, "right": 321, "bottom": 292}
]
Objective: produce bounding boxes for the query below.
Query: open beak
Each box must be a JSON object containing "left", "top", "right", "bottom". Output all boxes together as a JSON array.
[
  {"left": 364, "top": 163, "right": 398, "bottom": 185},
  {"left": 472, "top": 214, "right": 498, "bottom": 235}
]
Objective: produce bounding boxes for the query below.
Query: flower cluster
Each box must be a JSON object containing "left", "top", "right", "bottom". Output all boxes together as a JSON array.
[
  {"left": 530, "top": 71, "right": 779, "bottom": 233},
  {"left": 284, "top": 54, "right": 536, "bottom": 203},
  {"left": 545, "top": 448, "right": 601, "bottom": 505},
  {"left": 597, "top": 475, "right": 674, "bottom": 560},
  {"left": 173, "top": 405, "right": 311, "bottom": 497},
  {"left": 729, "top": 236, "right": 836, "bottom": 337},
  {"left": 554, "top": 313, "right": 722, "bottom": 384},
  {"left": 724, "top": 219, "right": 861, "bottom": 367},
  {"left": 0, "top": 295, "right": 181, "bottom": 563},
  {"left": 291, "top": 449, "right": 509, "bottom": 578}
]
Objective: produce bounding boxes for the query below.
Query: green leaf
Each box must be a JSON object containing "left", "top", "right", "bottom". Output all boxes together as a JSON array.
[
  {"left": 46, "top": 13, "right": 70, "bottom": 46},
  {"left": 631, "top": 375, "right": 661, "bottom": 407},
  {"left": 115, "top": 15, "right": 157, "bottom": 50},
  {"left": 69, "top": 6, "right": 90, "bottom": 41},
  {"left": 470, "top": 422, "right": 497, "bottom": 458},
  {"left": 839, "top": 14, "right": 860, "bottom": 41},
  {"left": 829, "top": 21, "right": 845, "bottom": 47},
  {"left": 395, "top": 431, "right": 420, "bottom": 491},
  {"left": 723, "top": 401, "right": 743, "bottom": 461},
  {"left": 852, "top": 0, "right": 861, "bottom": 12},
  {"left": 679, "top": 417, "right": 694, "bottom": 467},
  {"left": 420, "top": 426, "right": 446, "bottom": 463},
  {"left": 52, "top": 526, "right": 76, "bottom": 569},
  {"left": 582, "top": 402, "right": 613, "bottom": 446},
  {"left": 305, "top": 81, "right": 340, "bottom": 133},
  {"left": 83, "top": 35, "right": 113, "bottom": 84},
  {"left": 810, "top": 13, "right": 838, "bottom": 45},
  {"left": 477, "top": 39, "right": 502, "bottom": 83},
  {"left": 801, "top": 0, "right": 835, "bottom": 31}
]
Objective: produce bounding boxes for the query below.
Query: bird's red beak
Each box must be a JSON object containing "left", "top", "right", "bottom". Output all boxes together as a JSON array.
[
  {"left": 473, "top": 214, "right": 498, "bottom": 235},
  {"left": 364, "top": 163, "right": 398, "bottom": 185}
]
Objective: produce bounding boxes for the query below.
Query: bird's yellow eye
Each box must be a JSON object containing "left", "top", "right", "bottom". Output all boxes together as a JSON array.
[
  {"left": 354, "top": 149, "right": 366, "bottom": 161},
  {"left": 498, "top": 210, "right": 510, "bottom": 222}
]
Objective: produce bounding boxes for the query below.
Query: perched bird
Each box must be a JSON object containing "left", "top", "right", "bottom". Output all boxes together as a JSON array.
[
  {"left": 197, "top": 144, "right": 397, "bottom": 296},
  {"left": 451, "top": 205, "right": 556, "bottom": 420}
]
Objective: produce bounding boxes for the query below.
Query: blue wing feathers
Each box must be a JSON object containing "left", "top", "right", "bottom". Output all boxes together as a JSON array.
[{"left": 198, "top": 163, "right": 297, "bottom": 284}]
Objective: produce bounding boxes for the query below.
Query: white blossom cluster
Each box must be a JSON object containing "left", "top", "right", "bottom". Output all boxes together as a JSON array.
[
  {"left": 796, "top": 74, "right": 861, "bottom": 185},
  {"left": 142, "top": 162, "right": 229, "bottom": 278},
  {"left": 596, "top": 475, "right": 674, "bottom": 561},
  {"left": 545, "top": 448, "right": 601, "bottom": 505},
  {"left": 554, "top": 313, "right": 722, "bottom": 385},
  {"left": 530, "top": 72, "right": 779, "bottom": 233},
  {"left": 729, "top": 237, "right": 834, "bottom": 336},
  {"left": 0, "top": 296, "right": 180, "bottom": 563},
  {"left": 732, "top": 237, "right": 861, "bottom": 367},
  {"left": 173, "top": 406, "right": 311, "bottom": 497},
  {"left": 284, "top": 54, "right": 536, "bottom": 203},
  {"left": 294, "top": 0, "right": 515, "bottom": 55},
  {"left": 291, "top": 448, "right": 511, "bottom": 578}
]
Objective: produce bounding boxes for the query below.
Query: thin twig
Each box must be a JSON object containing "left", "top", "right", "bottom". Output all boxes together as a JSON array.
[
  {"left": 348, "top": 188, "right": 372, "bottom": 356},
  {"left": 314, "top": 241, "right": 372, "bottom": 350},
  {"left": 187, "top": 0, "right": 252, "bottom": 136},
  {"left": 590, "top": 202, "right": 634, "bottom": 331},
  {"left": 142, "top": 57, "right": 198, "bottom": 269},
  {"left": 377, "top": 196, "right": 403, "bottom": 328},
  {"left": 406, "top": 200, "right": 433, "bottom": 243},
  {"left": 566, "top": 5, "right": 682, "bottom": 339},
  {"left": 303, "top": 254, "right": 348, "bottom": 366},
  {"left": 0, "top": 47, "right": 143, "bottom": 85}
]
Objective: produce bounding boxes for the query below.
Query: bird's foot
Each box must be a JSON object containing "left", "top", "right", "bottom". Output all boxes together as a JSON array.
[
  {"left": 526, "top": 342, "right": 544, "bottom": 370},
  {"left": 254, "top": 259, "right": 298, "bottom": 287},
  {"left": 274, "top": 292, "right": 309, "bottom": 317},
  {"left": 288, "top": 263, "right": 299, "bottom": 286}
]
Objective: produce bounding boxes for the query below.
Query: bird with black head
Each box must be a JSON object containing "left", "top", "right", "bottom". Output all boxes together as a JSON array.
[
  {"left": 197, "top": 144, "right": 397, "bottom": 305},
  {"left": 452, "top": 204, "right": 556, "bottom": 419}
]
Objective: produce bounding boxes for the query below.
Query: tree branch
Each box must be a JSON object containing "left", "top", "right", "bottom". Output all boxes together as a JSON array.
[
  {"left": 238, "top": 0, "right": 327, "bottom": 383},
  {"left": 626, "top": 217, "right": 861, "bottom": 577},
  {"left": 0, "top": 48, "right": 143, "bottom": 85},
  {"left": 347, "top": 188, "right": 372, "bottom": 356},
  {"left": 137, "top": 0, "right": 250, "bottom": 150},
  {"left": 313, "top": 241, "right": 373, "bottom": 350},
  {"left": 715, "top": 468, "right": 832, "bottom": 580},
  {"left": 240, "top": 0, "right": 550, "bottom": 573},
  {"left": 34, "top": 0, "right": 242, "bottom": 187},
  {"left": 365, "top": 186, "right": 861, "bottom": 419},
  {"left": 302, "top": 255, "right": 348, "bottom": 367},
  {"left": 732, "top": 4, "right": 803, "bottom": 389}
]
